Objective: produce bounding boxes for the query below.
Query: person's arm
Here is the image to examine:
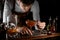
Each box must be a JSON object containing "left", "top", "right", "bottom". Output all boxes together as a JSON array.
[
  {"left": 3, "top": 0, "right": 12, "bottom": 23},
  {"left": 31, "top": 0, "right": 40, "bottom": 21},
  {"left": 31, "top": 0, "right": 40, "bottom": 30}
]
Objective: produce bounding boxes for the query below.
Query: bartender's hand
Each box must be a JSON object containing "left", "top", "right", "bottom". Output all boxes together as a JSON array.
[
  {"left": 26, "top": 20, "right": 46, "bottom": 29},
  {"left": 16, "top": 26, "right": 33, "bottom": 36},
  {"left": 37, "top": 21, "right": 46, "bottom": 30}
]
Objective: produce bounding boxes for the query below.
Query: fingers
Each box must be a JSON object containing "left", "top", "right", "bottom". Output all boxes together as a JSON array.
[
  {"left": 25, "top": 28, "right": 32, "bottom": 35},
  {"left": 20, "top": 30, "right": 26, "bottom": 35},
  {"left": 20, "top": 27, "right": 33, "bottom": 35},
  {"left": 20, "top": 27, "right": 27, "bottom": 34},
  {"left": 25, "top": 28, "right": 33, "bottom": 35},
  {"left": 37, "top": 21, "right": 46, "bottom": 29}
]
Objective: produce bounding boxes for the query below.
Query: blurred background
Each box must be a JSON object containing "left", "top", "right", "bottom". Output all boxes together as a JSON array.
[{"left": 37, "top": 0, "right": 59, "bottom": 32}]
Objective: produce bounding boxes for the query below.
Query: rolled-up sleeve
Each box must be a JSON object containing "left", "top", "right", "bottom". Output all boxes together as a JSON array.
[
  {"left": 31, "top": 0, "right": 40, "bottom": 30},
  {"left": 3, "top": 0, "right": 12, "bottom": 23},
  {"left": 31, "top": 0, "right": 40, "bottom": 21}
]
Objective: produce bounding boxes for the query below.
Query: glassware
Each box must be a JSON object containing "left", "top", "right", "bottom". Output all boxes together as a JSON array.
[{"left": 26, "top": 20, "right": 36, "bottom": 30}]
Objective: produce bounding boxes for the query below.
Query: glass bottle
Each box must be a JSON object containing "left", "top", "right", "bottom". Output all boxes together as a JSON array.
[
  {"left": 50, "top": 19, "right": 56, "bottom": 33},
  {"left": 47, "top": 16, "right": 52, "bottom": 31}
]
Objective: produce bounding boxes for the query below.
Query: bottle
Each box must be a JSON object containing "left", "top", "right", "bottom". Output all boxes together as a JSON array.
[
  {"left": 47, "top": 22, "right": 52, "bottom": 32},
  {"left": 50, "top": 19, "right": 56, "bottom": 33},
  {"left": 47, "top": 16, "right": 52, "bottom": 31}
]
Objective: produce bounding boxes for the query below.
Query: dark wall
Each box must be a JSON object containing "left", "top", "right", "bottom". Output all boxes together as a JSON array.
[
  {"left": 37, "top": 0, "right": 57, "bottom": 24},
  {"left": 37, "top": 0, "right": 56, "bottom": 15},
  {"left": 37, "top": 0, "right": 60, "bottom": 32}
]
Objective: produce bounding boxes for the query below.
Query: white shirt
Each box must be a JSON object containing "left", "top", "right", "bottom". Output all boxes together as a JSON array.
[{"left": 3, "top": 0, "right": 40, "bottom": 30}]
